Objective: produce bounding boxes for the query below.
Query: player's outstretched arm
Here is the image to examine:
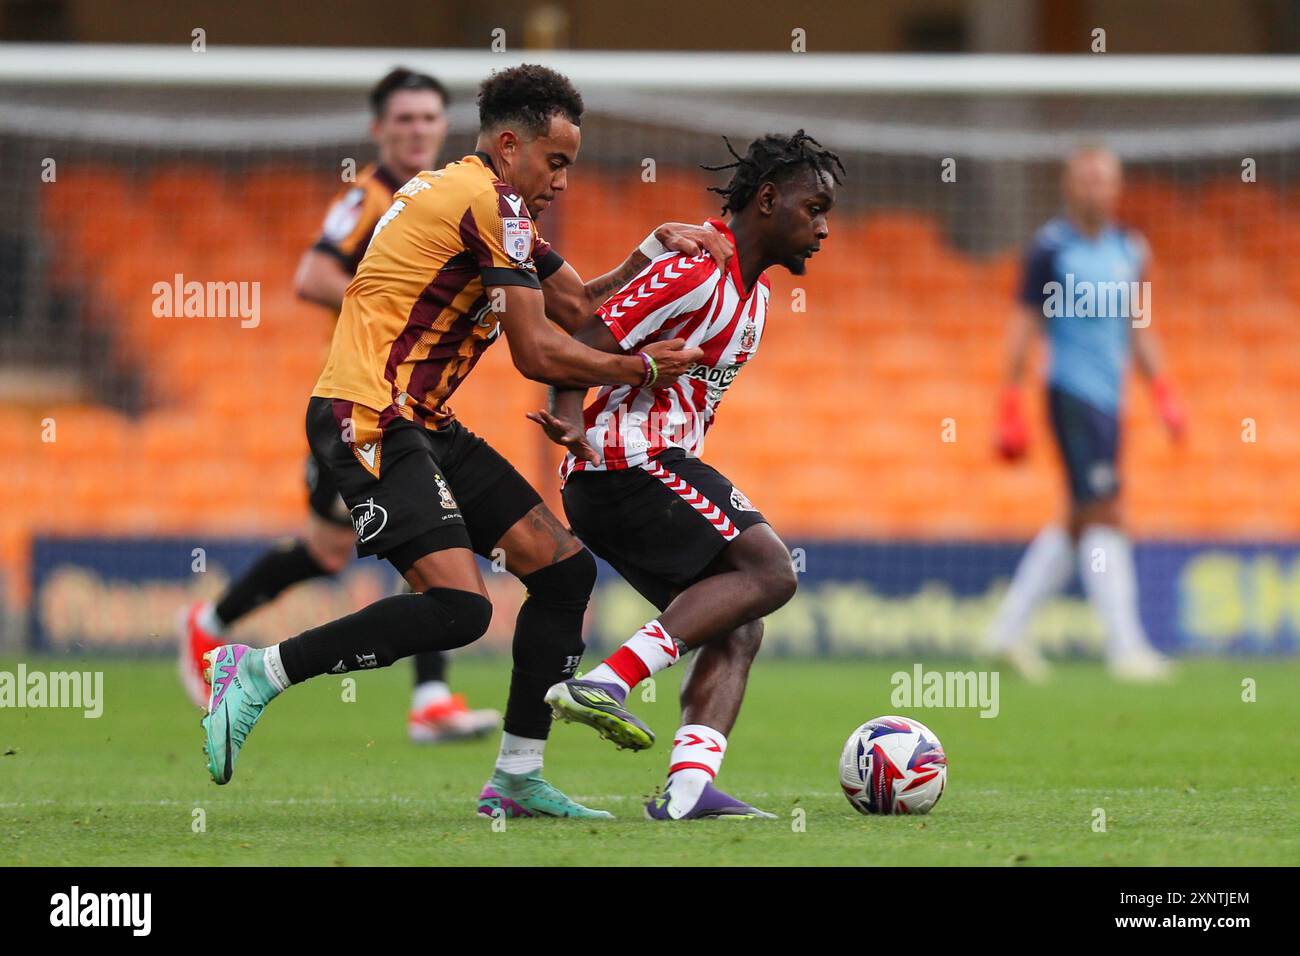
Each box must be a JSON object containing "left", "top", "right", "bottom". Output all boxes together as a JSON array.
[
  {"left": 495, "top": 284, "right": 702, "bottom": 389},
  {"left": 541, "top": 222, "right": 734, "bottom": 333},
  {"left": 1133, "top": 323, "right": 1186, "bottom": 439},
  {"left": 996, "top": 305, "right": 1038, "bottom": 461}
]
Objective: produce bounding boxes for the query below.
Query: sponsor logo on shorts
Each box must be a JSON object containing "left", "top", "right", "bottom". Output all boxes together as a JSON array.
[
  {"left": 1087, "top": 462, "right": 1117, "bottom": 496},
  {"left": 435, "top": 474, "right": 458, "bottom": 510},
  {"left": 730, "top": 486, "right": 757, "bottom": 512},
  {"left": 351, "top": 497, "right": 388, "bottom": 542}
]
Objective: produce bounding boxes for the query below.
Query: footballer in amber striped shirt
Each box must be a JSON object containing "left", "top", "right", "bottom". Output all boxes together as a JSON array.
[
  {"left": 182, "top": 70, "right": 489, "bottom": 736},
  {"left": 181, "top": 69, "right": 506, "bottom": 744},
  {"left": 197, "top": 64, "right": 735, "bottom": 822}
]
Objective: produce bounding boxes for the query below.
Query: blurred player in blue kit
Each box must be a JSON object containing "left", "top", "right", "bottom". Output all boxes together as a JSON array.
[{"left": 988, "top": 147, "right": 1186, "bottom": 682}]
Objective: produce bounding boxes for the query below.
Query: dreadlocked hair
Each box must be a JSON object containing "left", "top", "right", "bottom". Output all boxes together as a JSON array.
[{"left": 701, "top": 130, "right": 845, "bottom": 214}]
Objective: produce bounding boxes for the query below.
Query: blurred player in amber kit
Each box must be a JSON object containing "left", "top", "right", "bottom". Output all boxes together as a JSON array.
[
  {"left": 987, "top": 147, "right": 1186, "bottom": 683},
  {"left": 179, "top": 68, "right": 499, "bottom": 741}
]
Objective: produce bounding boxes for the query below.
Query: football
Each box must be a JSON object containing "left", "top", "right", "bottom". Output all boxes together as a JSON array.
[{"left": 839, "top": 716, "right": 948, "bottom": 815}]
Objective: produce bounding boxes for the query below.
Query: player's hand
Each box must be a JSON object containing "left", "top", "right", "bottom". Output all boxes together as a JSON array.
[
  {"left": 1151, "top": 377, "right": 1186, "bottom": 441},
  {"left": 654, "top": 222, "right": 735, "bottom": 266},
  {"left": 641, "top": 338, "right": 704, "bottom": 388},
  {"left": 526, "top": 409, "right": 600, "bottom": 464},
  {"left": 996, "top": 385, "right": 1030, "bottom": 461}
]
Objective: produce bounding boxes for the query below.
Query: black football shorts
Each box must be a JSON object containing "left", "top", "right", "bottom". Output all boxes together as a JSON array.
[
  {"left": 1047, "top": 386, "right": 1121, "bottom": 505},
  {"left": 305, "top": 396, "right": 541, "bottom": 570},
  {"left": 304, "top": 450, "right": 352, "bottom": 528},
  {"left": 562, "top": 447, "right": 768, "bottom": 611}
]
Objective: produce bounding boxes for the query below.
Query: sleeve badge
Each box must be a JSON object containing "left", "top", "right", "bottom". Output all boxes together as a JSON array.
[{"left": 502, "top": 217, "right": 534, "bottom": 264}]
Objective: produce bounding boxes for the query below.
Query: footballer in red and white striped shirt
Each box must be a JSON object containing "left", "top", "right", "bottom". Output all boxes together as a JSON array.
[
  {"left": 557, "top": 229, "right": 768, "bottom": 477},
  {"left": 536, "top": 131, "right": 844, "bottom": 820}
]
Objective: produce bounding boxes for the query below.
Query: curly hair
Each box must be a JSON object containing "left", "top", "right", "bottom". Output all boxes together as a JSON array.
[
  {"left": 702, "top": 130, "right": 844, "bottom": 214},
  {"left": 477, "top": 64, "right": 584, "bottom": 137}
]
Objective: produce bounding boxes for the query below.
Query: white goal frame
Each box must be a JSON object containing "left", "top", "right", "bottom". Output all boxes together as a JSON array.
[{"left": 1, "top": 44, "right": 1299, "bottom": 95}]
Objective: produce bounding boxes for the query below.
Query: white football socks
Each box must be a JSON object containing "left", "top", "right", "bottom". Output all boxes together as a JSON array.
[
  {"left": 260, "top": 644, "right": 290, "bottom": 693},
  {"left": 197, "top": 601, "right": 227, "bottom": 636},
  {"left": 584, "top": 619, "right": 681, "bottom": 694},
  {"left": 580, "top": 662, "right": 629, "bottom": 694},
  {"left": 666, "top": 724, "right": 727, "bottom": 817},
  {"left": 986, "top": 525, "right": 1075, "bottom": 651},
  {"left": 495, "top": 732, "right": 546, "bottom": 775},
  {"left": 1077, "top": 524, "right": 1155, "bottom": 660}
]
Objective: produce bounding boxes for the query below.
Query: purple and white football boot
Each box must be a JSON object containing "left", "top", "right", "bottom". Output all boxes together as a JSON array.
[{"left": 644, "top": 780, "right": 776, "bottom": 820}]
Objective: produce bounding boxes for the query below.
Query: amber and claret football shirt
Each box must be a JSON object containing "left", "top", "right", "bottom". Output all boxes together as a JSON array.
[
  {"left": 314, "top": 151, "right": 564, "bottom": 459},
  {"left": 313, "top": 162, "right": 404, "bottom": 277}
]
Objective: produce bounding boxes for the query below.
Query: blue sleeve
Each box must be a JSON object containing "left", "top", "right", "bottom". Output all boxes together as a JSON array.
[{"left": 1018, "top": 238, "right": 1057, "bottom": 310}]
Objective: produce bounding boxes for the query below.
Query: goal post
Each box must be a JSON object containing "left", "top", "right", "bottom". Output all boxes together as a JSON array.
[{"left": 2, "top": 44, "right": 1300, "bottom": 93}]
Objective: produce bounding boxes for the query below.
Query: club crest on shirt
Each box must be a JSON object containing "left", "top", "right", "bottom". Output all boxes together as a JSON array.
[
  {"left": 739, "top": 322, "right": 757, "bottom": 351},
  {"left": 730, "top": 486, "right": 757, "bottom": 512},
  {"left": 502, "top": 218, "right": 533, "bottom": 263}
]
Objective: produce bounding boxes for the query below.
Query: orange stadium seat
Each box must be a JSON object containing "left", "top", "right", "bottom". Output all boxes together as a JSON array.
[{"left": 5, "top": 164, "right": 1300, "bottom": 598}]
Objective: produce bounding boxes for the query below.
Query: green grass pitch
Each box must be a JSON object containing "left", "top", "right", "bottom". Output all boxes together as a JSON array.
[{"left": 2, "top": 656, "right": 1297, "bottom": 866}]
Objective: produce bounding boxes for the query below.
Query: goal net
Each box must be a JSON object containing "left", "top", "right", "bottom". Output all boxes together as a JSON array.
[{"left": 2, "top": 50, "right": 1297, "bottom": 658}]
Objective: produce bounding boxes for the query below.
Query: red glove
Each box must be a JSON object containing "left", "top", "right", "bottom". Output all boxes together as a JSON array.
[
  {"left": 996, "top": 385, "right": 1029, "bottom": 461},
  {"left": 1151, "top": 376, "right": 1186, "bottom": 440}
]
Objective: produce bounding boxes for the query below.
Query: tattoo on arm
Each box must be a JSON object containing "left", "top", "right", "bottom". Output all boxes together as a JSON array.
[{"left": 583, "top": 252, "right": 647, "bottom": 306}]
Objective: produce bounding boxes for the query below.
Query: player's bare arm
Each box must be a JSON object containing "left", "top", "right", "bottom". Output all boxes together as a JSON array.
[
  {"left": 495, "top": 283, "right": 702, "bottom": 389},
  {"left": 541, "top": 222, "right": 734, "bottom": 332},
  {"left": 1131, "top": 319, "right": 1167, "bottom": 380},
  {"left": 996, "top": 304, "right": 1039, "bottom": 460},
  {"left": 292, "top": 248, "right": 353, "bottom": 311},
  {"left": 1132, "top": 321, "right": 1186, "bottom": 438},
  {"left": 1004, "top": 303, "right": 1039, "bottom": 386},
  {"left": 528, "top": 314, "right": 622, "bottom": 462}
]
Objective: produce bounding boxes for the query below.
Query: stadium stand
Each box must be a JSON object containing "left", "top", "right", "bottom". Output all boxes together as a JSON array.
[{"left": 2, "top": 163, "right": 1295, "bottom": 615}]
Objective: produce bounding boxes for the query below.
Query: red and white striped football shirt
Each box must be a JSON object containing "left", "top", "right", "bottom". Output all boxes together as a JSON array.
[{"left": 561, "top": 218, "right": 769, "bottom": 478}]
